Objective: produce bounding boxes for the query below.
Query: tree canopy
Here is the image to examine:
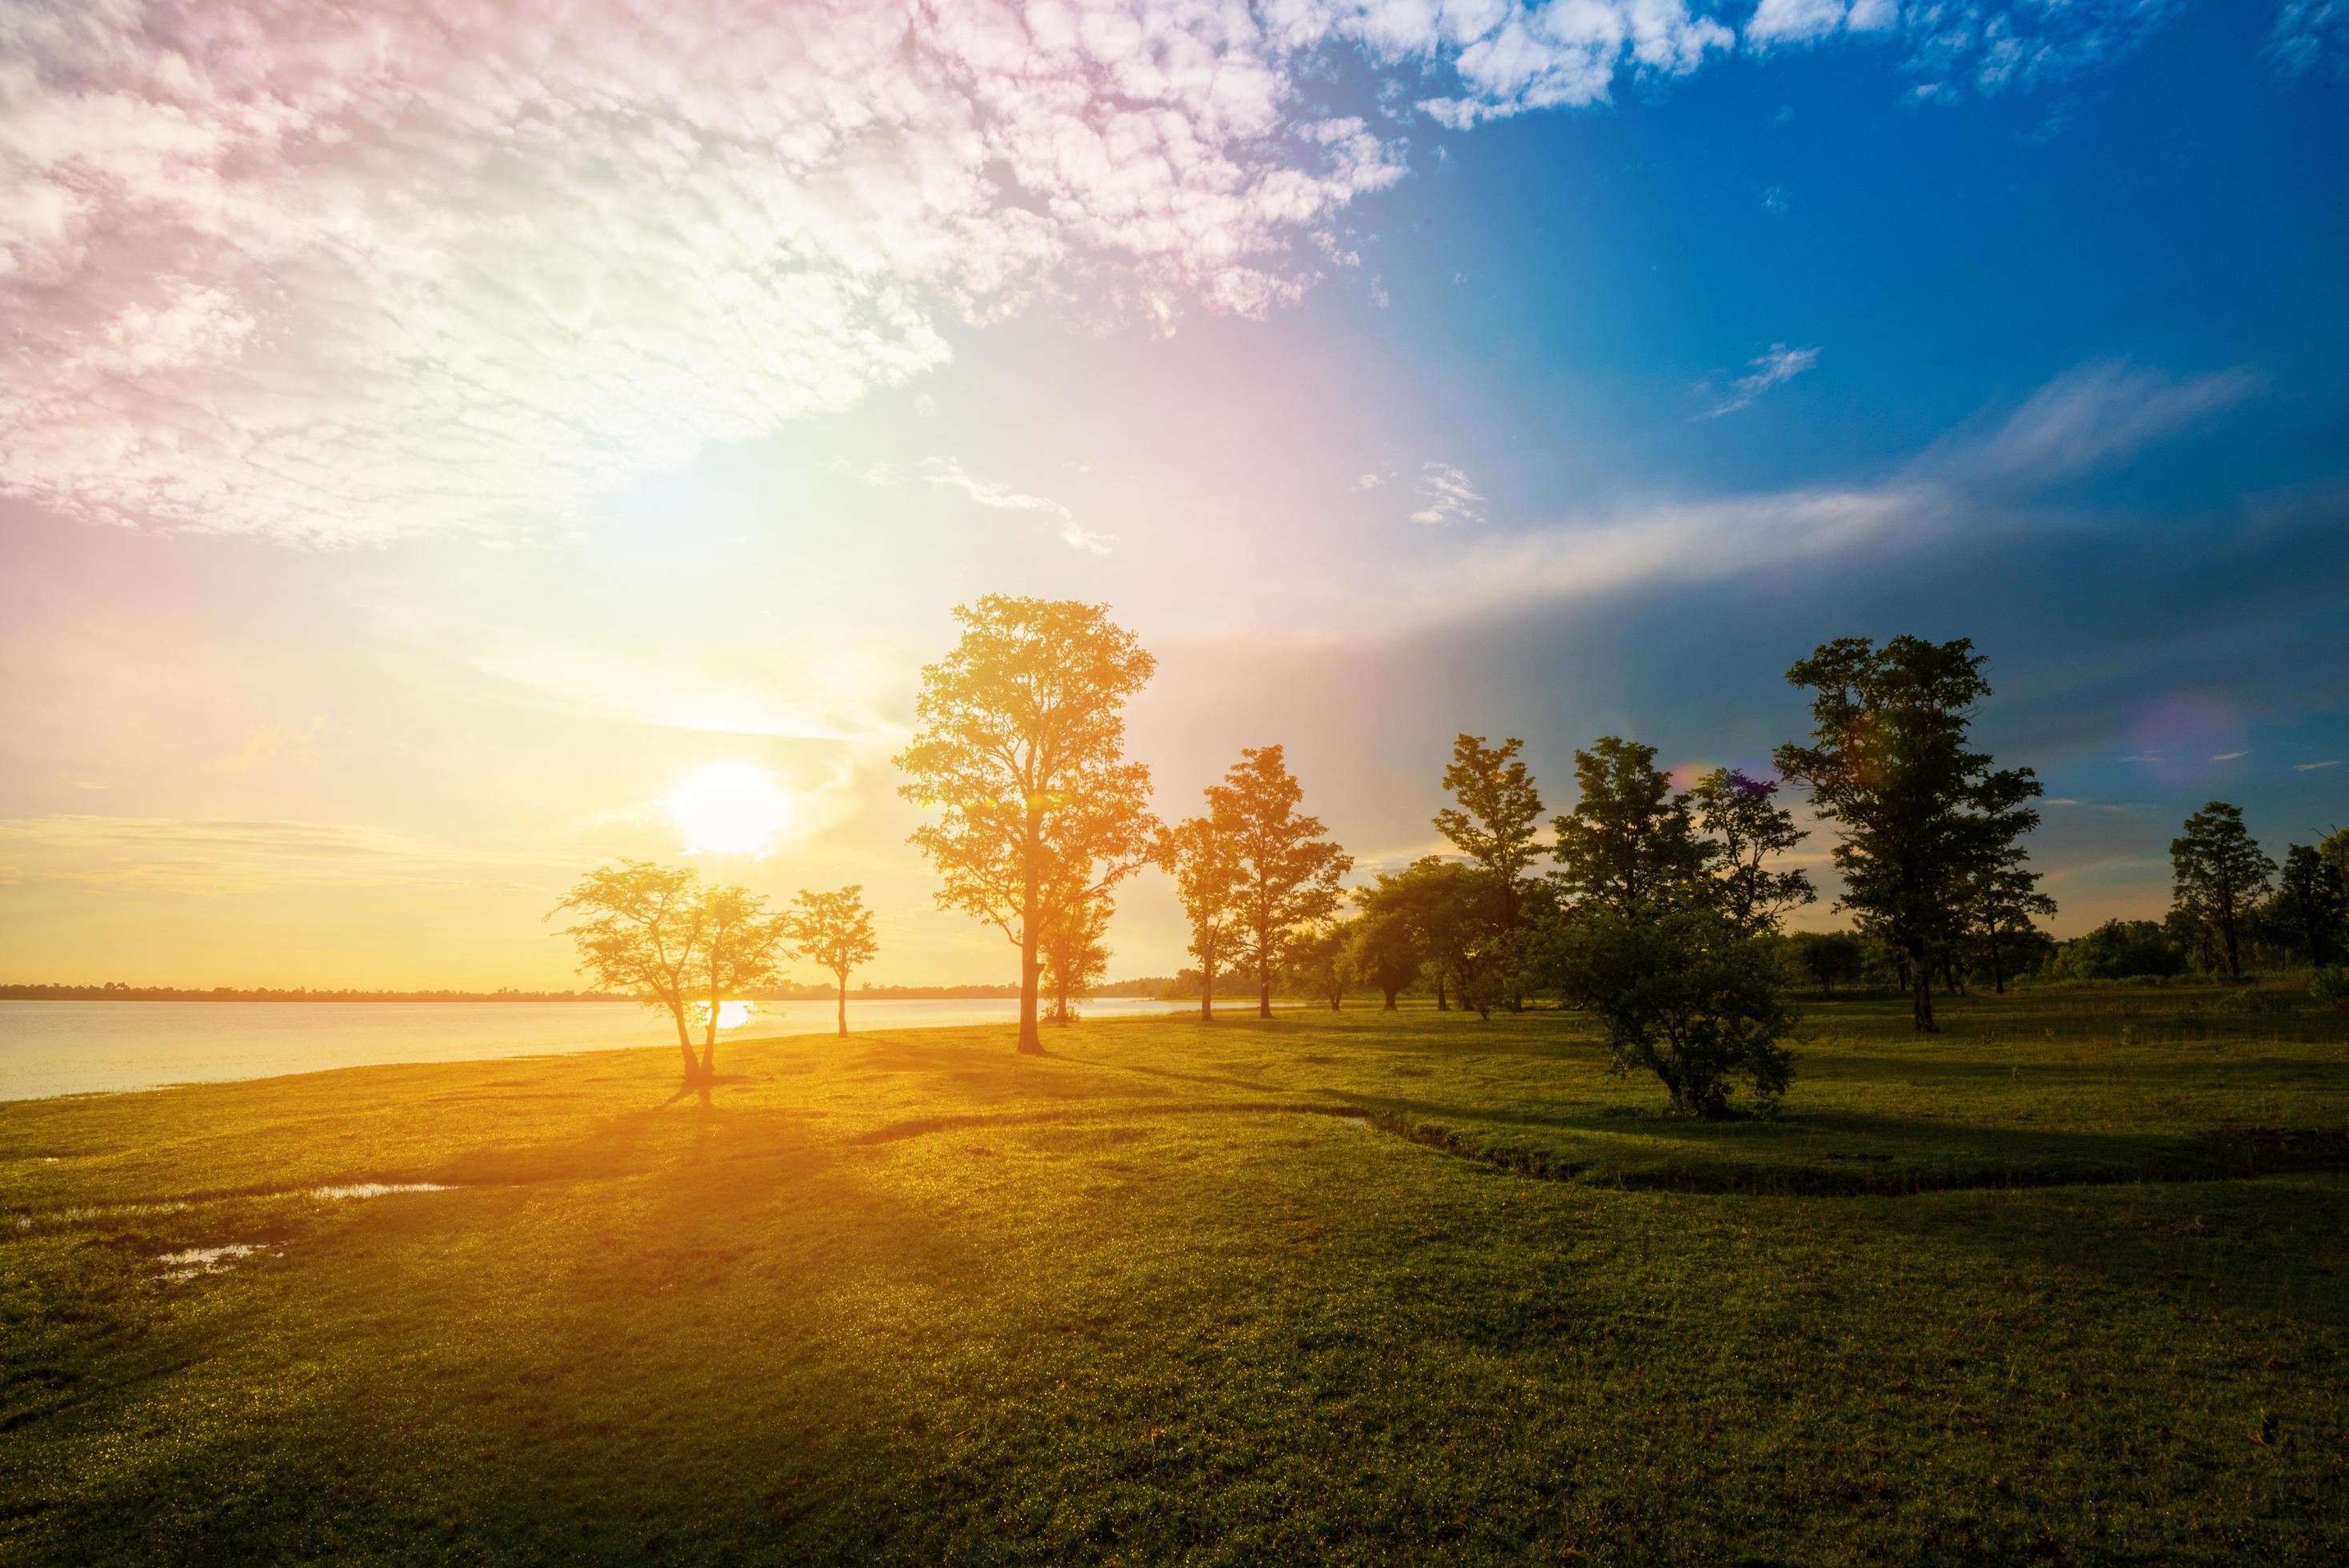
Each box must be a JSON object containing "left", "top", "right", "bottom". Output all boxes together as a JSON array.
[
  {"left": 1207, "top": 746, "right": 1352, "bottom": 1019},
  {"left": 787, "top": 886, "right": 878, "bottom": 1038},
  {"left": 2170, "top": 801, "right": 2274, "bottom": 981}
]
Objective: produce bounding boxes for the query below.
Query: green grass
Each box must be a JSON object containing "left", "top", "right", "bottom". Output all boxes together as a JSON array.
[{"left": 3, "top": 987, "right": 2346, "bottom": 1563}]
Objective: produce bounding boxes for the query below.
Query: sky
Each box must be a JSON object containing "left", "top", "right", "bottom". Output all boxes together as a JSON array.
[{"left": 2, "top": 0, "right": 2345, "bottom": 988}]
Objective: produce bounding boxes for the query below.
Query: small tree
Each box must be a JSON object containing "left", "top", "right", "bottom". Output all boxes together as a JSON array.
[
  {"left": 1689, "top": 767, "right": 1814, "bottom": 935},
  {"left": 1562, "top": 909, "right": 1795, "bottom": 1118},
  {"left": 1551, "top": 737, "right": 1707, "bottom": 916},
  {"left": 1964, "top": 850, "right": 2056, "bottom": 994},
  {"left": 2170, "top": 801, "right": 2274, "bottom": 982},
  {"left": 1287, "top": 922, "right": 1354, "bottom": 1010},
  {"left": 1210, "top": 746, "right": 1352, "bottom": 1018},
  {"left": 895, "top": 596, "right": 1158, "bottom": 1054},
  {"left": 788, "top": 886, "right": 878, "bottom": 1037},
  {"left": 2270, "top": 844, "right": 2345, "bottom": 967},
  {"left": 1158, "top": 815, "right": 1243, "bottom": 1024},
  {"left": 690, "top": 885, "right": 791, "bottom": 1078},
  {"left": 1041, "top": 891, "right": 1113, "bottom": 1022},
  {"left": 1787, "top": 930, "right": 1864, "bottom": 996},
  {"left": 1347, "top": 900, "right": 1424, "bottom": 1010},
  {"left": 550, "top": 862, "right": 709, "bottom": 1081},
  {"left": 1360, "top": 857, "right": 1503, "bottom": 1018},
  {"left": 1775, "top": 636, "right": 2042, "bottom": 1033}
]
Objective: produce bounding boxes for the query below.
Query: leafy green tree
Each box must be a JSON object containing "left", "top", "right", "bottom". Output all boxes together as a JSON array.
[
  {"left": 1345, "top": 901, "right": 1423, "bottom": 1009},
  {"left": 2061, "top": 919, "right": 2185, "bottom": 980},
  {"left": 1786, "top": 930, "right": 1865, "bottom": 996},
  {"left": 1689, "top": 766, "right": 1815, "bottom": 934},
  {"left": 2169, "top": 801, "right": 2274, "bottom": 982},
  {"left": 1560, "top": 909, "right": 1796, "bottom": 1118},
  {"left": 1158, "top": 816, "right": 1244, "bottom": 1023},
  {"left": 1436, "top": 734, "right": 1546, "bottom": 1006},
  {"left": 895, "top": 596, "right": 1158, "bottom": 1054},
  {"left": 1551, "top": 737, "right": 1707, "bottom": 916},
  {"left": 1287, "top": 921, "right": 1355, "bottom": 1010},
  {"left": 2270, "top": 844, "right": 2346, "bottom": 966},
  {"left": 1209, "top": 746, "right": 1352, "bottom": 1018},
  {"left": 1964, "top": 850, "right": 2056, "bottom": 994},
  {"left": 787, "top": 885, "right": 877, "bottom": 1037},
  {"left": 1775, "top": 636, "right": 2043, "bottom": 1033},
  {"left": 1360, "top": 858, "right": 1503, "bottom": 1018}
]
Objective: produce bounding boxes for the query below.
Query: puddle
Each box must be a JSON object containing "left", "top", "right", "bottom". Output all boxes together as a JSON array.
[
  {"left": 156, "top": 1242, "right": 280, "bottom": 1282},
  {"left": 308, "top": 1182, "right": 450, "bottom": 1201}
]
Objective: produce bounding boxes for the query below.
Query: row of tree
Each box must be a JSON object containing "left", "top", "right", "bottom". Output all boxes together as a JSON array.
[
  {"left": 550, "top": 866, "right": 877, "bottom": 1082},
  {"left": 2167, "top": 806, "right": 2347, "bottom": 979},
  {"left": 888, "top": 601, "right": 2055, "bottom": 1114}
]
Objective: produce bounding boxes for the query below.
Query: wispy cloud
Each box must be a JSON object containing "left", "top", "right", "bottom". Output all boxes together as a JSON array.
[
  {"left": 1704, "top": 344, "right": 1819, "bottom": 417},
  {"left": 2297, "top": 758, "right": 2343, "bottom": 771},
  {"left": 1936, "top": 360, "right": 2262, "bottom": 487},
  {"left": 2264, "top": 1, "right": 2348, "bottom": 78},
  {"left": 1411, "top": 464, "right": 1487, "bottom": 526},
  {"left": 2211, "top": 750, "right": 2251, "bottom": 761},
  {"left": 903, "top": 458, "right": 1110, "bottom": 554}
]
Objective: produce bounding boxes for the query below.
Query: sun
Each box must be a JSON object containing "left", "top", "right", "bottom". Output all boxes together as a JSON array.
[{"left": 662, "top": 762, "right": 794, "bottom": 857}]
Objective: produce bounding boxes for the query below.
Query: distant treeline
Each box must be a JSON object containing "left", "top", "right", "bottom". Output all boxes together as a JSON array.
[
  {"left": 6, "top": 978, "right": 1179, "bottom": 1003},
  {"left": 0, "top": 983, "right": 628, "bottom": 1002}
]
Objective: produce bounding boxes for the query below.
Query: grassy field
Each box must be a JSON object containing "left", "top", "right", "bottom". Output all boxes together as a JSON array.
[{"left": 3, "top": 987, "right": 2346, "bottom": 1564}]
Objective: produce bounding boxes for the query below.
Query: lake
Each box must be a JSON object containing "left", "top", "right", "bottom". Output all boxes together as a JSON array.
[{"left": 0, "top": 997, "right": 1187, "bottom": 1100}]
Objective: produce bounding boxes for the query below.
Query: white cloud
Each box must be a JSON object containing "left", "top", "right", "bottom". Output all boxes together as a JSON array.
[
  {"left": 866, "top": 456, "right": 1110, "bottom": 554},
  {"left": 2297, "top": 759, "right": 2343, "bottom": 771},
  {"left": 1410, "top": 462, "right": 1486, "bottom": 525},
  {"left": 1704, "top": 343, "right": 1819, "bottom": 417},
  {"left": 1747, "top": 1, "right": 2182, "bottom": 98},
  {"left": 2266, "top": 1, "right": 2349, "bottom": 78},
  {"left": 1949, "top": 361, "right": 2262, "bottom": 487}
]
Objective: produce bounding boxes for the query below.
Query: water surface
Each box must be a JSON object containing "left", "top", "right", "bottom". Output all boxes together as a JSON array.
[{"left": 0, "top": 998, "right": 1183, "bottom": 1100}]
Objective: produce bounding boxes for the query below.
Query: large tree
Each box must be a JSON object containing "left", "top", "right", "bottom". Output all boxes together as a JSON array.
[
  {"left": 1551, "top": 736, "right": 1707, "bottom": 916},
  {"left": 1345, "top": 899, "right": 1425, "bottom": 1010},
  {"left": 1688, "top": 767, "right": 1814, "bottom": 935},
  {"left": 550, "top": 862, "right": 785, "bottom": 1083},
  {"left": 1775, "top": 636, "right": 2043, "bottom": 1033},
  {"left": 895, "top": 597, "right": 1157, "bottom": 1054},
  {"left": 2170, "top": 801, "right": 2274, "bottom": 981},
  {"left": 1209, "top": 746, "right": 1352, "bottom": 1018},
  {"left": 787, "top": 885, "right": 878, "bottom": 1037},
  {"left": 1158, "top": 815, "right": 1243, "bottom": 1023}
]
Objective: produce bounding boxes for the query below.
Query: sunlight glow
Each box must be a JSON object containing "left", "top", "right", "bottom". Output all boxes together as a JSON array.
[
  {"left": 691, "top": 999, "right": 758, "bottom": 1031},
  {"left": 662, "top": 763, "right": 794, "bottom": 857}
]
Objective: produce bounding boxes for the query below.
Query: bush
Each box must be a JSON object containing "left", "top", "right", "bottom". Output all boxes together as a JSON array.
[
  {"left": 2307, "top": 966, "right": 2349, "bottom": 1011},
  {"left": 1560, "top": 909, "right": 1795, "bottom": 1118}
]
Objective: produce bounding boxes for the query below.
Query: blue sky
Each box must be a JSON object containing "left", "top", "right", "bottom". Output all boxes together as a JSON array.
[{"left": 1, "top": 1, "right": 2343, "bottom": 984}]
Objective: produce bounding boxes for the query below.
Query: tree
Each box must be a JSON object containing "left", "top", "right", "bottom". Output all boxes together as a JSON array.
[
  {"left": 550, "top": 862, "right": 786, "bottom": 1084},
  {"left": 1786, "top": 930, "right": 1865, "bottom": 996},
  {"left": 1964, "top": 850, "right": 2056, "bottom": 994},
  {"left": 1209, "top": 746, "right": 1352, "bottom": 1018},
  {"left": 1158, "top": 815, "right": 1244, "bottom": 1023},
  {"left": 1775, "top": 636, "right": 2043, "bottom": 1033},
  {"left": 1363, "top": 857, "right": 1506, "bottom": 1018},
  {"left": 2169, "top": 801, "right": 2274, "bottom": 982},
  {"left": 895, "top": 596, "right": 1158, "bottom": 1054},
  {"left": 2269, "top": 844, "right": 2345, "bottom": 967},
  {"left": 2061, "top": 919, "right": 2184, "bottom": 980},
  {"left": 1287, "top": 922, "right": 1354, "bottom": 1010},
  {"left": 690, "top": 885, "right": 792, "bottom": 1078},
  {"left": 1436, "top": 734, "right": 1546, "bottom": 1006},
  {"left": 1551, "top": 737, "right": 1707, "bottom": 916},
  {"left": 1561, "top": 909, "right": 1795, "bottom": 1118},
  {"left": 1689, "top": 767, "right": 1814, "bottom": 935},
  {"left": 1041, "top": 891, "right": 1113, "bottom": 1022},
  {"left": 1346, "top": 899, "right": 1425, "bottom": 1010},
  {"left": 787, "top": 886, "right": 878, "bottom": 1037}
]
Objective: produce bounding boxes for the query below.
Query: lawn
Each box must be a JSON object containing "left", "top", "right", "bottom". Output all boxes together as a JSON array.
[{"left": 3, "top": 987, "right": 2347, "bottom": 1563}]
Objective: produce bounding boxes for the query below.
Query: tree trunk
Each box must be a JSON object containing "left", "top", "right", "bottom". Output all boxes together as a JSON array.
[
  {"left": 1383, "top": 986, "right": 1399, "bottom": 1010},
  {"left": 1018, "top": 806, "right": 1043, "bottom": 1054},
  {"left": 835, "top": 970, "right": 848, "bottom": 1037},
  {"left": 2221, "top": 906, "right": 2242, "bottom": 981},
  {"left": 1989, "top": 934, "right": 2005, "bottom": 995},
  {"left": 1258, "top": 964, "right": 1272, "bottom": 1020},
  {"left": 1910, "top": 944, "right": 1937, "bottom": 1033},
  {"left": 670, "top": 1002, "right": 699, "bottom": 1081},
  {"left": 1435, "top": 975, "right": 1449, "bottom": 1011},
  {"left": 1200, "top": 958, "right": 1215, "bottom": 1024},
  {"left": 1328, "top": 991, "right": 1341, "bottom": 1011}
]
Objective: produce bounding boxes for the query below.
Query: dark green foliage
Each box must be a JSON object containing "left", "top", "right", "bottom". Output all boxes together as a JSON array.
[
  {"left": 2271, "top": 844, "right": 2347, "bottom": 966},
  {"left": 1559, "top": 908, "right": 1796, "bottom": 1117},
  {"left": 2171, "top": 802, "right": 2275, "bottom": 981},
  {"left": 1688, "top": 766, "right": 1814, "bottom": 934},
  {"left": 1776, "top": 636, "right": 2043, "bottom": 1033},
  {"left": 2059, "top": 918, "right": 2187, "bottom": 980},
  {"left": 1549, "top": 736, "right": 1707, "bottom": 916},
  {"left": 1358, "top": 858, "right": 1505, "bottom": 1018},
  {"left": 1786, "top": 929, "right": 1867, "bottom": 994}
]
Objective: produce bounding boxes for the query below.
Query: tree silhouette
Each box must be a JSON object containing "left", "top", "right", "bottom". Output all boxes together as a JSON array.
[
  {"left": 895, "top": 596, "right": 1157, "bottom": 1054},
  {"left": 1776, "top": 636, "right": 2042, "bottom": 1033},
  {"left": 1346, "top": 897, "right": 1425, "bottom": 1010},
  {"left": 1159, "top": 815, "right": 1243, "bottom": 1023},
  {"left": 788, "top": 886, "right": 878, "bottom": 1037},
  {"left": 1436, "top": 734, "right": 1546, "bottom": 1006},
  {"left": 2271, "top": 845, "right": 2346, "bottom": 966},
  {"left": 1964, "top": 850, "right": 2055, "bottom": 994},
  {"left": 1287, "top": 921, "right": 1354, "bottom": 1010},
  {"left": 1689, "top": 766, "right": 1814, "bottom": 935},
  {"left": 2170, "top": 802, "right": 2274, "bottom": 981},
  {"left": 1208, "top": 746, "right": 1352, "bottom": 1019},
  {"left": 1551, "top": 737, "right": 1707, "bottom": 917},
  {"left": 1041, "top": 890, "right": 1113, "bottom": 1022}
]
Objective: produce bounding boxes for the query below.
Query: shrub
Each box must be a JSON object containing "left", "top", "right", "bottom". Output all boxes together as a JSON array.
[
  {"left": 1560, "top": 909, "right": 1795, "bottom": 1118},
  {"left": 2308, "top": 966, "right": 2349, "bottom": 1011}
]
